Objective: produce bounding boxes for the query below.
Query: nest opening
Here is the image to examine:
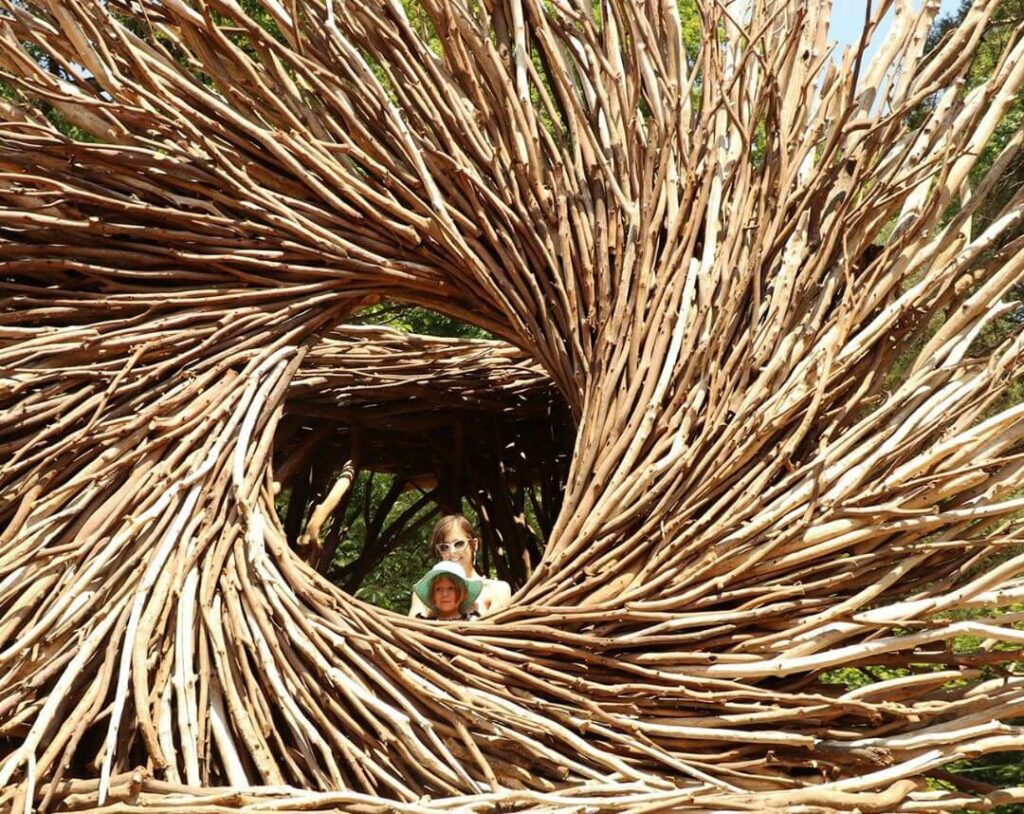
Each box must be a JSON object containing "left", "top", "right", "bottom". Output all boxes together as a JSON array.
[{"left": 272, "top": 308, "right": 575, "bottom": 614}]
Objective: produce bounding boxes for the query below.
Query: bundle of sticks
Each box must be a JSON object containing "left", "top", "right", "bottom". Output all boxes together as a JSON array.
[{"left": 2, "top": 0, "right": 1024, "bottom": 810}]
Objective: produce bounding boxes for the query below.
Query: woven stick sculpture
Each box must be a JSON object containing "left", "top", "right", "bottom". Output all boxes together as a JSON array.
[
  {"left": 293, "top": 326, "right": 556, "bottom": 416},
  {"left": 2, "top": 0, "right": 1024, "bottom": 810}
]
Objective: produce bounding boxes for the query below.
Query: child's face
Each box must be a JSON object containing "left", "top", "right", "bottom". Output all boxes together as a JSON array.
[{"left": 432, "top": 577, "right": 461, "bottom": 615}]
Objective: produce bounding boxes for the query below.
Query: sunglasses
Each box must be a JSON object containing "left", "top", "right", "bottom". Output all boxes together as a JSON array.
[{"left": 435, "top": 538, "right": 473, "bottom": 555}]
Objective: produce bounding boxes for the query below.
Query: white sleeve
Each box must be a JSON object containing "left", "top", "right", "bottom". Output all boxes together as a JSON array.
[
  {"left": 492, "top": 580, "right": 512, "bottom": 612},
  {"left": 409, "top": 591, "right": 430, "bottom": 618},
  {"left": 478, "top": 580, "right": 512, "bottom": 616}
]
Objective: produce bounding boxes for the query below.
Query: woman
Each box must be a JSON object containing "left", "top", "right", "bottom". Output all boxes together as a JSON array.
[
  {"left": 411, "top": 561, "right": 482, "bottom": 620},
  {"left": 407, "top": 514, "right": 512, "bottom": 618}
]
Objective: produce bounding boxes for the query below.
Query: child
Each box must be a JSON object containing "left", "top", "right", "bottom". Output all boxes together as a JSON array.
[{"left": 411, "top": 561, "right": 483, "bottom": 620}]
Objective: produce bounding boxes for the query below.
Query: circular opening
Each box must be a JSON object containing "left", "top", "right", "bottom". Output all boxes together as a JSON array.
[{"left": 274, "top": 303, "right": 575, "bottom": 615}]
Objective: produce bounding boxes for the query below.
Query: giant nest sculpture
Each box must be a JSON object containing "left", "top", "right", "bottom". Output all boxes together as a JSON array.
[{"left": 2, "top": 0, "right": 1024, "bottom": 811}]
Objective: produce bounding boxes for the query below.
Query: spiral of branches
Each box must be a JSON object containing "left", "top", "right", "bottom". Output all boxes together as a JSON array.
[{"left": 3, "top": 0, "right": 1024, "bottom": 810}]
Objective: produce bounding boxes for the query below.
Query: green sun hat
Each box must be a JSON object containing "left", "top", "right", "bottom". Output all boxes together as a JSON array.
[{"left": 413, "top": 561, "right": 482, "bottom": 614}]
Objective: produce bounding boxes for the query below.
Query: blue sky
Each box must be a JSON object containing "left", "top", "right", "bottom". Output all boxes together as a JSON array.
[{"left": 831, "top": 1, "right": 964, "bottom": 56}]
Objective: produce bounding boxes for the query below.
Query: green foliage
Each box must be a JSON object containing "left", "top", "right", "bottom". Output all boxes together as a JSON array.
[
  {"left": 343, "top": 533, "right": 435, "bottom": 614},
  {"left": 820, "top": 600, "right": 1024, "bottom": 805},
  {"left": 326, "top": 472, "right": 437, "bottom": 613},
  {"left": 951, "top": 751, "right": 1024, "bottom": 813},
  {"left": 931, "top": 1, "right": 1024, "bottom": 238},
  {"left": 239, "top": 0, "right": 285, "bottom": 43},
  {"left": 404, "top": 0, "right": 444, "bottom": 58},
  {"left": 276, "top": 471, "right": 438, "bottom": 614},
  {"left": 353, "top": 300, "right": 491, "bottom": 339},
  {"left": 678, "top": 0, "right": 701, "bottom": 56},
  {"left": 43, "top": 108, "right": 98, "bottom": 143},
  {"left": 869, "top": 2, "right": 1024, "bottom": 423}
]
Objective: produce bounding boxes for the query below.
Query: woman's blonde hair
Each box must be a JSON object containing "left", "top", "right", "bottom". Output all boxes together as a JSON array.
[{"left": 429, "top": 514, "right": 477, "bottom": 553}]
